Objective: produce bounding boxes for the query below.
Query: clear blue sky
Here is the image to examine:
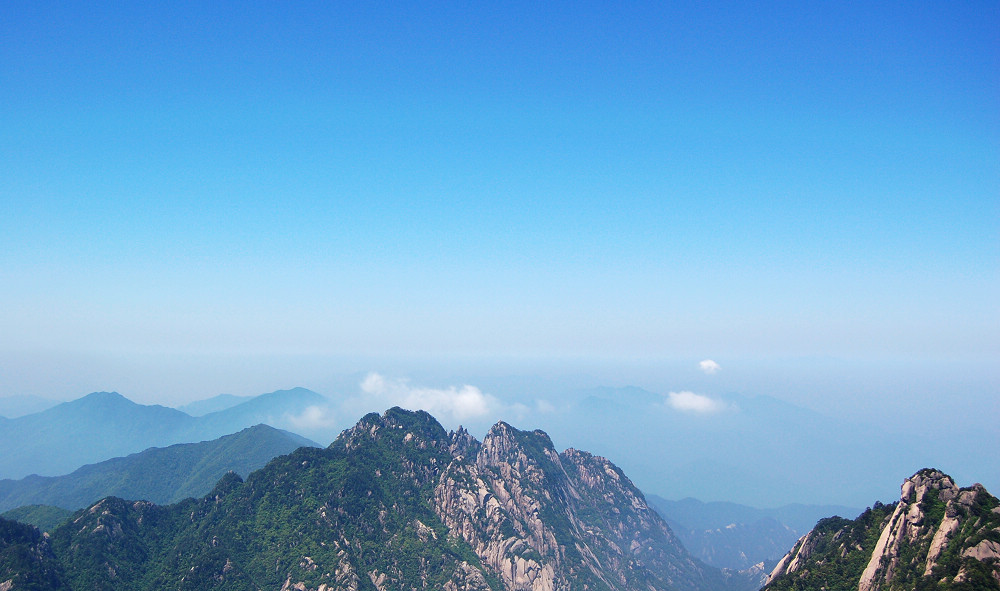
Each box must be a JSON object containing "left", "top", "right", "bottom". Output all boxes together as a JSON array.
[{"left": 1, "top": 2, "right": 997, "bottom": 408}]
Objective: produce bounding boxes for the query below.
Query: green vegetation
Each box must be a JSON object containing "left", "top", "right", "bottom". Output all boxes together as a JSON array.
[
  {"left": 920, "top": 486, "right": 1000, "bottom": 590},
  {"left": 766, "top": 472, "right": 1000, "bottom": 591},
  {"left": 769, "top": 504, "right": 896, "bottom": 591},
  {"left": 13, "top": 408, "right": 970, "bottom": 591},
  {"left": 0, "top": 424, "right": 316, "bottom": 514},
  {"left": 0, "top": 504, "right": 73, "bottom": 532},
  {"left": 0, "top": 516, "right": 68, "bottom": 590},
  {"left": 13, "top": 409, "right": 501, "bottom": 590}
]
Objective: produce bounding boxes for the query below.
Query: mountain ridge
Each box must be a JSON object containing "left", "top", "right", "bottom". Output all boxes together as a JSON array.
[
  {"left": 0, "top": 407, "right": 754, "bottom": 591},
  {"left": 0, "top": 424, "right": 319, "bottom": 514},
  {"left": 0, "top": 388, "right": 334, "bottom": 480},
  {"left": 175, "top": 393, "right": 253, "bottom": 416}
]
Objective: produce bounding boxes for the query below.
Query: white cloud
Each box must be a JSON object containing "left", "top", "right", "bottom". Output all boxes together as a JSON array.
[
  {"left": 361, "top": 372, "right": 387, "bottom": 395},
  {"left": 360, "top": 372, "right": 499, "bottom": 423},
  {"left": 286, "top": 405, "right": 339, "bottom": 431},
  {"left": 699, "top": 359, "right": 721, "bottom": 374},
  {"left": 665, "top": 391, "right": 731, "bottom": 414}
]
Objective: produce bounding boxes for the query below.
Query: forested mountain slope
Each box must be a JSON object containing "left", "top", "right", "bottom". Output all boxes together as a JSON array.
[
  {"left": 0, "top": 407, "right": 748, "bottom": 591},
  {"left": 0, "top": 424, "right": 318, "bottom": 514}
]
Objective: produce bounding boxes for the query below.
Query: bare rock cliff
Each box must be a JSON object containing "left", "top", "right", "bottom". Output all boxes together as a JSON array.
[
  {"left": 765, "top": 469, "right": 1000, "bottom": 591},
  {"left": 433, "top": 421, "right": 725, "bottom": 591}
]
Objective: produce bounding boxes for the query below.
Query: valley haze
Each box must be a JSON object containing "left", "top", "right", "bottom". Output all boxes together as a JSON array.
[{"left": 2, "top": 377, "right": 995, "bottom": 511}]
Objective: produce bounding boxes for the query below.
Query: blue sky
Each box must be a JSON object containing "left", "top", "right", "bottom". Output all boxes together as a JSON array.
[{"left": 1, "top": 1, "right": 997, "bottom": 420}]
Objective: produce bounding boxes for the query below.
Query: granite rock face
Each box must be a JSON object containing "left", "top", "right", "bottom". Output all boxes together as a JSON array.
[
  {"left": 766, "top": 469, "right": 1000, "bottom": 591},
  {"left": 433, "top": 421, "right": 725, "bottom": 591}
]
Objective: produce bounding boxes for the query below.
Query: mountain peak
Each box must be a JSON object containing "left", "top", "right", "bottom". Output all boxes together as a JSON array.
[
  {"left": 766, "top": 468, "right": 1000, "bottom": 591},
  {"left": 477, "top": 420, "right": 563, "bottom": 479},
  {"left": 77, "top": 391, "right": 131, "bottom": 404},
  {"left": 333, "top": 407, "right": 450, "bottom": 452},
  {"left": 209, "top": 471, "right": 244, "bottom": 499},
  {"left": 448, "top": 425, "right": 479, "bottom": 458},
  {"left": 270, "top": 387, "right": 317, "bottom": 396},
  {"left": 54, "top": 391, "right": 142, "bottom": 415},
  {"left": 902, "top": 468, "right": 959, "bottom": 504},
  {"left": 253, "top": 387, "right": 325, "bottom": 404},
  {"left": 481, "top": 421, "right": 556, "bottom": 454}
]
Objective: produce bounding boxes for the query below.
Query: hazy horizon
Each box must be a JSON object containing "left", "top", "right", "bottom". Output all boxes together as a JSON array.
[
  {"left": 3, "top": 351, "right": 997, "bottom": 432},
  {"left": 2, "top": 360, "right": 996, "bottom": 509}
]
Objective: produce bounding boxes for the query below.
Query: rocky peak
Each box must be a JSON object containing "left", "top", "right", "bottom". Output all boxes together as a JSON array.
[
  {"left": 765, "top": 469, "right": 1000, "bottom": 591},
  {"left": 857, "top": 469, "right": 981, "bottom": 590},
  {"left": 901, "top": 468, "right": 959, "bottom": 506},
  {"left": 477, "top": 422, "right": 562, "bottom": 477},
  {"left": 477, "top": 421, "right": 520, "bottom": 465},
  {"left": 333, "top": 407, "right": 450, "bottom": 452},
  {"left": 560, "top": 448, "right": 629, "bottom": 494},
  {"left": 448, "top": 426, "right": 479, "bottom": 459}
]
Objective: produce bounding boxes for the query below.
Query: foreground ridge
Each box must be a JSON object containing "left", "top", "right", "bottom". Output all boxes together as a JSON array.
[
  {"left": 0, "top": 407, "right": 742, "bottom": 591},
  {"left": 765, "top": 468, "right": 1000, "bottom": 591}
]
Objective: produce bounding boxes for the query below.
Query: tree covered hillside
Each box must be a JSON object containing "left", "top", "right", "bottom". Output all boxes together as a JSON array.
[{"left": 0, "top": 408, "right": 743, "bottom": 591}]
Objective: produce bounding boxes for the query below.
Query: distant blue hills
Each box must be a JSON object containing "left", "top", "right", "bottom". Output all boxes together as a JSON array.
[
  {"left": 2, "top": 381, "right": 992, "bottom": 511},
  {"left": 176, "top": 393, "right": 253, "bottom": 416},
  {"left": 0, "top": 388, "right": 333, "bottom": 480},
  {"left": 647, "top": 494, "right": 862, "bottom": 570},
  {"left": 0, "top": 424, "right": 318, "bottom": 514}
]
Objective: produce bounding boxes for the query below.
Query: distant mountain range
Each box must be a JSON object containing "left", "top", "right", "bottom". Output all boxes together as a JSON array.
[
  {"left": 7, "top": 381, "right": 994, "bottom": 512},
  {"left": 764, "top": 469, "right": 1000, "bottom": 590},
  {"left": 0, "top": 424, "right": 318, "bottom": 515},
  {"left": 175, "top": 393, "right": 254, "bottom": 416},
  {"left": 0, "top": 408, "right": 762, "bottom": 591},
  {"left": 0, "top": 388, "right": 333, "bottom": 480},
  {"left": 647, "top": 495, "right": 862, "bottom": 570}
]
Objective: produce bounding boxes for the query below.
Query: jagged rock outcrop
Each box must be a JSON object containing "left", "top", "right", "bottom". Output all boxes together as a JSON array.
[
  {"left": 765, "top": 469, "right": 1000, "bottom": 591},
  {"left": 0, "top": 408, "right": 738, "bottom": 590},
  {"left": 433, "top": 421, "right": 726, "bottom": 591}
]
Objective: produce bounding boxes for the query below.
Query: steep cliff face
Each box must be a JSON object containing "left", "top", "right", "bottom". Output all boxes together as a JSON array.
[
  {"left": 765, "top": 469, "right": 1000, "bottom": 591},
  {"left": 433, "top": 421, "right": 726, "bottom": 591},
  {"left": 1, "top": 408, "right": 732, "bottom": 591}
]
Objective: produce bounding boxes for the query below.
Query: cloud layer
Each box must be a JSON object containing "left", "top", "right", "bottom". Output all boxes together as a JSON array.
[{"left": 360, "top": 372, "right": 499, "bottom": 423}]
